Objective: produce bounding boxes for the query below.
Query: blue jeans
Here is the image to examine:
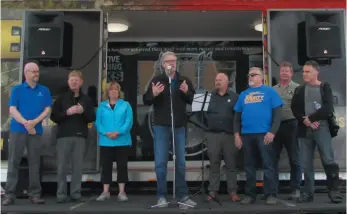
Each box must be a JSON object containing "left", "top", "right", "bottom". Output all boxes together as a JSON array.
[
  {"left": 242, "top": 133, "right": 277, "bottom": 198},
  {"left": 273, "top": 120, "right": 302, "bottom": 191},
  {"left": 153, "top": 126, "right": 188, "bottom": 199},
  {"left": 299, "top": 125, "right": 335, "bottom": 195}
]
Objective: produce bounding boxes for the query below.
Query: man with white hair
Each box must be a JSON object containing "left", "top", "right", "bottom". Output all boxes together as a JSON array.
[
  {"left": 143, "top": 51, "right": 197, "bottom": 209},
  {"left": 2, "top": 62, "right": 52, "bottom": 206},
  {"left": 233, "top": 67, "right": 283, "bottom": 205}
]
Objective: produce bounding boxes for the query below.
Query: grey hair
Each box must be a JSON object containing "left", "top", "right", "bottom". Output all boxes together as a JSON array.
[
  {"left": 160, "top": 51, "right": 176, "bottom": 65},
  {"left": 304, "top": 60, "right": 320, "bottom": 72},
  {"left": 249, "top": 67, "right": 264, "bottom": 77}
]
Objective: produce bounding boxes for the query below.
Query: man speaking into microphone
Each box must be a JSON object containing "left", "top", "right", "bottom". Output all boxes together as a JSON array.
[{"left": 143, "top": 51, "right": 197, "bottom": 209}]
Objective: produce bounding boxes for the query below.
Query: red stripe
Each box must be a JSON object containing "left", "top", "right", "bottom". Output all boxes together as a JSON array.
[{"left": 142, "top": 0, "right": 347, "bottom": 10}]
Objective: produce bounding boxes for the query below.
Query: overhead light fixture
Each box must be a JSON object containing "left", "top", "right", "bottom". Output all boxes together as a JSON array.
[
  {"left": 108, "top": 23, "right": 129, "bottom": 33},
  {"left": 254, "top": 23, "right": 263, "bottom": 32}
]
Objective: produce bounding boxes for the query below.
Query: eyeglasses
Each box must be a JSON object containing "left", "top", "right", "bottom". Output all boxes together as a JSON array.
[
  {"left": 248, "top": 73, "right": 259, "bottom": 77},
  {"left": 163, "top": 60, "right": 177, "bottom": 64}
]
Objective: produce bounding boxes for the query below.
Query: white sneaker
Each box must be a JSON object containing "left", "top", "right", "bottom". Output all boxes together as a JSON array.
[
  {"left": 96, "top": 192, "right": 110, "bottom": 201},
  {"left": 156, "top": 197, "right": 168, "bottom": 208},
  {"left": 179, "top": 197, "right": 197, "bottom": 209},
  {"left": 117, "top": 193, "right": 128, "bottom": 202}
]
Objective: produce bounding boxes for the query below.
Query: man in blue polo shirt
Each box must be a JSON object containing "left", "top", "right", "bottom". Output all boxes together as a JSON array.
[
  {"left": 233, "top": 67, "right": 283, "bottom": 205},
  {"left": 2, "top": 62, "right": 52, "bottom": 206}
]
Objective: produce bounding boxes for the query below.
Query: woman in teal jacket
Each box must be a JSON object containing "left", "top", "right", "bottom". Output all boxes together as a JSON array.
[{"left": 95, "top": 81, "right": 133, "bottom": 202}]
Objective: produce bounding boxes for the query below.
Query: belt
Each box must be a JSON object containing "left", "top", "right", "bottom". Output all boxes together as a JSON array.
[{"left": 281, "top": 118, "right": 297, "bottom": 123}]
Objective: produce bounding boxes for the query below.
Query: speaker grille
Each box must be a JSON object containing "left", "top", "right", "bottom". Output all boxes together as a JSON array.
[
  {"left": 307, "top": 25, "right": 341, "bottom": 58},
  {"left": 27, "top": 26, "right": 63, "bottom": 59}
]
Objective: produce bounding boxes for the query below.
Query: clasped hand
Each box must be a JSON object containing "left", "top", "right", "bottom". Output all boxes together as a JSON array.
[
  {"left": 106, "top": 132, "right": 119, "bottom": 139},
  {"left": 303, "top": 116, "right": 320, "bottom": 130},
  {"left": 67, "top": 103, "right": 84, "bottom": 115},
  {"left": 23, "top": 120, "right": 37, "bottom": 135}
]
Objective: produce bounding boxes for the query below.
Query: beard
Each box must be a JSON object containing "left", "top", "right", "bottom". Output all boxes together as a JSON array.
[{"left": 248, "top": 81, "right": 254, "bottom": 86}]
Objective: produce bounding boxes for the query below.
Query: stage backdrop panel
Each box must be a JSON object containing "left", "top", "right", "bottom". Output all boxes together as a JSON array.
[{"left": 106, "top": 42, "right": 269, "bottom": 170}]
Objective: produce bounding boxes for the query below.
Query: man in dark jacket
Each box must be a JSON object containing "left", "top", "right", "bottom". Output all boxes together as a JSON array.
[
  {"left": 143, "top": 51, "right": 196, "bottom": 209},
  {"left": 50, "top": 70, "right": 96, "bottom": 203},
  {"left": 291, "top": 60, "right": 342, "bottom": 203},
  {"left": 204, "top": 72, "right": 240, "bottom": 202}
]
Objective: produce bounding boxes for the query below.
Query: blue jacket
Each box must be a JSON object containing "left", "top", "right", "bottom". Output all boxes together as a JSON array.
[{"left": 95, "top": 99, "right": 133, "bottom": 147}]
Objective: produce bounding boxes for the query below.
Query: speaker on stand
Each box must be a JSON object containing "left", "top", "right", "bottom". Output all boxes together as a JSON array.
[
  {"left": 297, "top": 11, "right": 343, "bottom": 66},
  {"left": 24, "top": 11, "right": 73, "bottom": 67}
]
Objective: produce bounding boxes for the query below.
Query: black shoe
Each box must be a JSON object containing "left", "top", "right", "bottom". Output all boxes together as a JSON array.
[
  {"left": 57, "top": 197, "right": 69, "bottom": 203},
  {"left": 325, "top": 163, "right": 343, "bottom": 204},
  {"left": 328, "top": 190, "right": 344, "bottom": 204},
  {"left": 297, "top": 193, "right": 314, "bottom": 203},
  {"left": 71, "top": 197, "right": 85, "bottom": 202},
  {"left": 240, "top": 196, "right": 255, "bottom": 204}
]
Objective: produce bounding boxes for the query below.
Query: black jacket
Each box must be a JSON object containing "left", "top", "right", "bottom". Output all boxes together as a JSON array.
[
  {"left": 50, "top": 90, "right": 96, "bottom": 139},
  {"left": 143, "top": 73, "right": 195, "bottom": 127},
  {"left": 291, "top": 82, "right": 334, "bottom": 137}
]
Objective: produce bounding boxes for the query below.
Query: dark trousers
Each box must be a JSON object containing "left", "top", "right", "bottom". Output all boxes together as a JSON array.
[
  {"left": 152, "top": 126, "right": 188, "bottom": 199},
  {"left": 5, "top": 133, "right": 42, "bottom": 199},
  {"left": 273, "top": 119, "right": 302, "bottom": 191},
  {"left": 206, "top": 132, "right": 238, "bottom": 193},
  {"left": 56, "top": 137, "right": 85, "bottom": 200},
  {"left": 100, "top": 146, "right": 129, "bottom": 184},
  {"left": 242, "top": 133, "right": 277, "bottom": 199}
]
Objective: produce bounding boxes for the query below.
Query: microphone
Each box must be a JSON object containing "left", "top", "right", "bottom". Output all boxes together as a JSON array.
[{"left": 166, "top": 65, "right": 172, "bottom": 83}]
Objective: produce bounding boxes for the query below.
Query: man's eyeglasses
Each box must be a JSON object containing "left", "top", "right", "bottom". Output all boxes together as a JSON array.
[
  {"left": 163, "top": 60, "right": 177, "bottom": 64},
  {"left": 248, "top": 73, "right": 259, "bottom": 77}
]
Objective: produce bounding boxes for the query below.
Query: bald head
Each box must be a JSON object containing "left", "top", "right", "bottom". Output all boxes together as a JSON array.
[
  {"left": 24, "top": 62, "right": 39, "bottom": 73},
  {"left": 215, "top": 72, "right": 229, "bottom": 94},
  {"left": 24, "top": 62, "right": 40, "bottom": 83}
]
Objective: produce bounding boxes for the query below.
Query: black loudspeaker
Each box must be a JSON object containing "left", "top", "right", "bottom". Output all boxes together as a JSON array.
[
  {"left": 25, "top": 11, "right": 64, "bottom": 59},
  {"left": 305, "top": 11, "right": 343, "bottom": 59},
  {"left": 25, "top": 11, "right": 73, "bottom": 67}
]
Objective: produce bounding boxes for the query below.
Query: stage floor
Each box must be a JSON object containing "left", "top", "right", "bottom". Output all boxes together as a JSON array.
[{"left": 1, "top": 194, "right": 346, "bottom": 214}]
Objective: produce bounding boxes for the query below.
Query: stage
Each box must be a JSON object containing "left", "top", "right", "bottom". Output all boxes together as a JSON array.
[{"left": 2, "top": 193, "right": 345, "bottom": 214}]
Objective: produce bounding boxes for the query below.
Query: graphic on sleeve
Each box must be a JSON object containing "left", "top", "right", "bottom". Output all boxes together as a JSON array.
[{"left": 244, "top": 91, "right": 264, "bottom": 104}]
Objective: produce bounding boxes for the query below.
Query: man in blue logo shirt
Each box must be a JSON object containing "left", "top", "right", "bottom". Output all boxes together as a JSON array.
[
  {"left": 2, "top": 62, "right": 52, "bottom": 206},
  {"left": 233, "top": 67, "right": 283, "bottom": 205}
]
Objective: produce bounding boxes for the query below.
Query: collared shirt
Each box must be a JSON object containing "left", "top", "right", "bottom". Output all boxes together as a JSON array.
[
  {"left": 273, "top": 81, "right": 299, "bottom": 121},
  {"left": 204, "top": 89, "right": 239, "bottom": 133},
  {"left": 9, "top": 82, "right": 52, "bottom": 134}
]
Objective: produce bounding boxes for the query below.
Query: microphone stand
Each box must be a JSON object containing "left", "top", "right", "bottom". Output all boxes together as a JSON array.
[
  {"left": 188, "top": 91, "right": 222, "bottom": 206},
  {"left": 150, "top": 72, "right": 194, "bottom": 209}
]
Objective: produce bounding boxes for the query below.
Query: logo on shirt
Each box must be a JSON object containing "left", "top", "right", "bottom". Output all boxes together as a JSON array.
[
  {"left": 37, "top": 92, "right": 43, "bottom": 96},
  {"left": 244, "top": 92, "right": 264, "bottom": 104}
]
